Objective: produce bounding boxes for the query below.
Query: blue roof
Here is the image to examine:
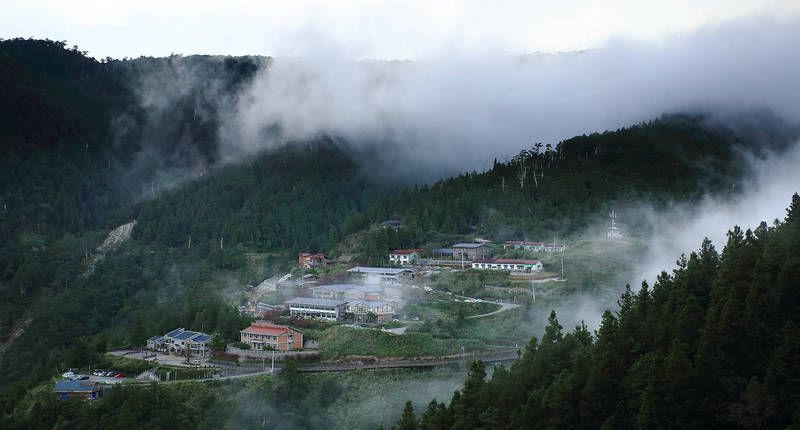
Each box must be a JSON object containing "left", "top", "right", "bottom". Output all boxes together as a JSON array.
[
  {"left": 165, "top": 328, "right": 184, "bottom": 338},
  {"left": 174, "top": 331, "right": 199, "bottom": 340},
  {"left": 313, "top": 284, "right": 381, "bottom": 293},
  {"left": 453, "top": 243, "right": 488, "bottom": 248},
  {"left": 147, "top": 335, "right": 163, "bottom": 342},
  {"left": 192, "top": 334, "right": 213, "bottom": 343},
  {"left": 433, "top": 248, "right": 453, "bottom": 254},
  {"left": 54, "top": 381, "right": 98, "bottom": 392}
]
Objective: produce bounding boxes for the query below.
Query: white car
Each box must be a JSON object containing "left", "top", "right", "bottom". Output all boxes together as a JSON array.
[{"left": 62, "top": 371, "right": 75, "bottom": 379}]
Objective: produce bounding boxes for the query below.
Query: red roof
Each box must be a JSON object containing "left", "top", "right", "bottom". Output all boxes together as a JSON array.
[
  {"left": 473, "top": 258, "right": 540, "bottom": 265},
  {"left": 390, "top": 249, "right": 419, "bottom": 255},
  {"left": 242, "top": 326, "right": 287, "bottom": 336}
]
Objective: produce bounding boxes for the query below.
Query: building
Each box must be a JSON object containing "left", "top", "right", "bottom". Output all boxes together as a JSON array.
[
  {"left": 389, "top": 249, "right": 422, "bottom": 266},
  {"left": 472, "top": 258, "right": 543, "bottom": 272},
  {"left": 432, "top": 248, "right": 454, "bottom": 259},
  {"left": 240, "top": 321, "right": 303, "bottom": 351},
  {"left": 452, "top": 243, "right": 492, "bottom": 261},
  {"left": 502, "top": 241, "right": 544, "bottom": 251},
  {"left": 346, "top": 300, "right": 397, "bottom": 322},
  {"left": 53, "top": 381, "right": 102, "bottom": 401},
  {"left": 147, "top": 328, "right": 214, "bottom": 357},
  {"left": 311, "top": 284, "right": 382, "bottom": 301},
  {"left": 347, "top": 267, "right": 413, "bottom": 284},
  {"left": 286, "top": 297, "right": 347, "bottom": 320},
  {"left": 543, "top": 243, "right": 567, "bottom": 252},
  {"left": 298, "top": 252, "right": 328, "bottom": 268}
]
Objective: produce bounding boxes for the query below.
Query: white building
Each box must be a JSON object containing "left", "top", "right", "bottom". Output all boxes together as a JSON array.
[
  {"left": 147, "top": 328, "right": 214, "bottom": 358},
  {"left": 346, "top": 300, "right": 397, "bottom": 322},
  {"left": 347, "top": 267, "right": 412, "bottom": 284},
  {"left": 471, "top": 259, "right": 543, "bottom": 272},
  {"left": 285, "top": 297, "right": 347, "bottom": 321},
  {"left": 388, "top": 250, "right": 421, "bottom": 266}
]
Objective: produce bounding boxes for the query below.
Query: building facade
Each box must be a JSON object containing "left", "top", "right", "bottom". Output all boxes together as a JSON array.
[
  {"left": 147, "top": 328, "right": 214, "bottom": 357},
  {"left": 311, "top": 284, "right": 382, "bottom": 301},
  {"left": 452, "top": 243, "right": 492, "bottom": 260},
  {"left": 54, "top": 381, "right": 102, "bottom": 401},
  {"left": 543, "top": 243, "right": 567, "bottom": 252},
  {"left": 472, "top": 258, "right": 543, "bottom": 272},
  {"left": 298, "top": 252, "right": 328, "bottom": 268},
  {"left": 286, "top": 297, "right": 347, "bottom": 320},
  {"left": 389, "top": 249, "right": 421, "bottom": 266},
  {"left": 502, "top": 241, "right": 544, "bottom": 251},
  {"left": 240, "top": 321, "right": 303, "bottom": 351},
  {"left": 346, "top": 300, "right": 397, "bottom": 322},
  {"left": 347, "top": 267, "right": 412, "bottom": 284}
]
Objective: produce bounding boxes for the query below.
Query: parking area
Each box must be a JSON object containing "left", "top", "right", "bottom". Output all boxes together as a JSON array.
[{"left": 107, "top": 349, "right": 214, "bottom": 368}]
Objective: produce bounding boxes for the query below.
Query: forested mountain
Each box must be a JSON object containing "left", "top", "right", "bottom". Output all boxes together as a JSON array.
[
  {"left": 350, "top": 114, "right": 797, "bottom": 263},
  {"left": 394, "top": 195, "right": 800, "bottom": 429}
]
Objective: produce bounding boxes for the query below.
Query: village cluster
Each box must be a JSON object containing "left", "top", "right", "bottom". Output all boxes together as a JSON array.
[{"left": 135, "top": 236, "right": 567, "bottom": 360}]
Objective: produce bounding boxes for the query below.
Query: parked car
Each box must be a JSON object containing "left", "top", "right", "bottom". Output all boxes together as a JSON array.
[
  {"left": 104, "top": 371, "right": 116, "bottom": 377},
  {"left": 62, "top": 371, "right": 75, "bottom": 379},
  {"left": 75, "top": 375, "right": 89, "bottom": 380},
  {"left": 113, "top": 373, "right": 125, "bottom": 378},
  {"left": 92, "top": 370, "right": 105, "bottom": 376}
]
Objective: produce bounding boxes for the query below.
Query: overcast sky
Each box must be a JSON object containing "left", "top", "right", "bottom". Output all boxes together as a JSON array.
[{"left": 2, "top": 1, "right": 799, "bottom": 59}]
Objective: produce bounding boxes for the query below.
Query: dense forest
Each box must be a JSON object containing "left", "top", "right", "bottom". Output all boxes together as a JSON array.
[
  {"left": 392, "top": 194, "right": 800, "bottom": 429},
  {"left": 349, "top": 113, "right": 797, "bottom": 262}
]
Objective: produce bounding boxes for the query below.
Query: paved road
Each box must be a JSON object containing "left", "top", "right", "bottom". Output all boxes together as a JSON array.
[{"left": 468, "top": 301, "right": 520, "bottom": 319}]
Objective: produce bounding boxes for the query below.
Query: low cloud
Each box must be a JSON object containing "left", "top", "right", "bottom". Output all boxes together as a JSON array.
[{"left": 223, "top": 16, "right": 800, "bottom": 178}]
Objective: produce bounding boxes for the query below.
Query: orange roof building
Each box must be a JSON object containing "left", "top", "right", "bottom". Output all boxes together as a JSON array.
[{"left": 240, "top": 321, "right": 303, "bottom": 351}]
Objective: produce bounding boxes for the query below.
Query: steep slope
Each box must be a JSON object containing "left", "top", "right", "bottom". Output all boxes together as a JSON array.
[{"left": 396, "top": 194, "right": 800, "bottom": 429}]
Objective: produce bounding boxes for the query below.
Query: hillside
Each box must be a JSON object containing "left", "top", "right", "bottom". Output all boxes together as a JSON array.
[
  {"left": 348, "top": 114, "right": 797, "bottom": 263},
  {"left": 392, "top": 194, "right": 800, "bottom": 429}
]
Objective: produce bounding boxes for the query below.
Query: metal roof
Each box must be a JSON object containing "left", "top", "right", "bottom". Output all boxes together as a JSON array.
[
  {"left": 165, "top": 328, "right": 184, "bottom": 338},
  {"left": 286, "top": 297, "right": 347, "bottom": 306},
  {"left": 147, "top": 335, "right": 163, "bottom": 342},
  {"left": 173, "top": 331, "right": 199, "bottom": 341},
  {"left": 347, "top": 267, "right": 410, "bottom": 274},
  {"left": 312, "top": 284, "right": 381, "bottom": 293},
  {"left": 452, "top": 243, "right": 489, "bottom": 248},
  {"left": 191, "top": 334, "right": 213, "bottom": 343},
  {"left": 53, "top": 381, "right": 99, "bottom": 392}
]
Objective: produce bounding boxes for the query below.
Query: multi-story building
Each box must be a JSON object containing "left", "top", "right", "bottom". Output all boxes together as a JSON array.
[
  {"left": 286, "top": 297, "right": 347, "bottom": 320},
  {"left": 146, "top": 328, "right": 214, "bottom": 357},
  {"left": 311, "top": 284, "right": 382, "bottom": 301},
  {"left": 346, "top": 300, "right": 397, "bottom": 322},
  {"left": 240, "top": 321, "right": 303, "bottom": 351}
]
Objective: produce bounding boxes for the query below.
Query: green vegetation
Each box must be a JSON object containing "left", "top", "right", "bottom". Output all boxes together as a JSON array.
[
  {"left": 3, "top": 368, "right": 469, "bottom": 429},
  {"left": 395, "top": 195, "right": 800, "bottom": 429},
  {"left": 403, "top": 300, "right": 500, "bottom": 321},
  {"left": 318, "top": 326, "right": 484, "bottom": 360}
]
